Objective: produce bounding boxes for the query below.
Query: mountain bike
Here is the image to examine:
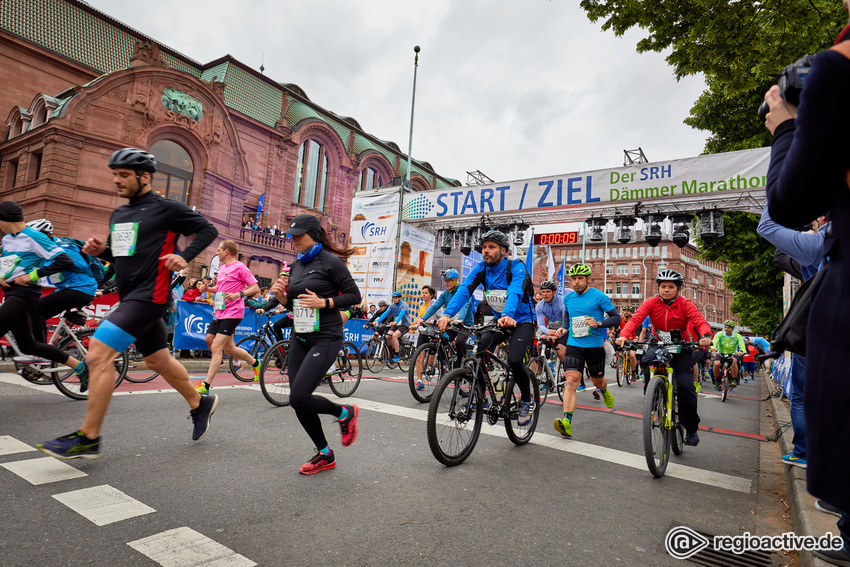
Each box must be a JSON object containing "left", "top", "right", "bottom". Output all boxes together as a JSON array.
[
  {"left": 615, "top": 342, "right": 639, "bottom": 387},
  {"left": 639, "top": 337, "right": 699, "bottom": 478},
  {"left": 426, "top": 322, "right": 541, "bottom": 466},
  {"left": 714, "top": 353, "right": 738, "bottom": 403},
  {"left": 361, "top": 323, "right": 413, "bottom": 373},
  {"left": 11, "top": 309, "right": 127, "bottom": 400},
  {"left": 525, "top": 335, "right": 565, "bottom": 403},
  {"left": 408, "top": 322, "right": 461, "bottom": 403}
]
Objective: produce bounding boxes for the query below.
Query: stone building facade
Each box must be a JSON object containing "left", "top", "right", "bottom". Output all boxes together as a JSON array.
[{"left": 0, "top": 0, "right": 459, "bottom": 285}]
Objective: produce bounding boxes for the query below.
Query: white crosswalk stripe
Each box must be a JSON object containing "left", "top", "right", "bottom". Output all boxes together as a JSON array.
[
  {"left": 0, "top": 434, "right": 38, "bottom": 456},
  {"left": 1, "top": 456, "right": 88, "bottom": 485},
  {"left": 128, "top": 527, "right": 257, "bottom": 567},
  {"left": 53, "top": 484, "right": 156, "bottom": 526}
]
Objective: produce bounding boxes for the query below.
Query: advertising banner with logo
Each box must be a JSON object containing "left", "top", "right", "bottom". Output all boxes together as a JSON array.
[
  {"left": 401, "top": 148, "right": 769, "bottom": 222},
  {"left": 394, "top": 223, "right": 436, "bottom": 308},
  {"left": 173, "top": 301, "right": 373, "bottom": 349},
  {"left": 349, "top": 190, "right": 401, "bottom": 308},
  {"left": 461, "top": 250, "right": 484, "bottom": 302}
]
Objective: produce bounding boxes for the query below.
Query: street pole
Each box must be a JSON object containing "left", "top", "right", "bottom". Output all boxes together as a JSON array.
[
  {"left": 642, "top": 253, "right": 650, "bottom": 301},
  {"left": 581, "top": 221, "right": 586, "bottom": 263},
  {"left": 406, "top": 45, "right": 420, "bottom": 189}
]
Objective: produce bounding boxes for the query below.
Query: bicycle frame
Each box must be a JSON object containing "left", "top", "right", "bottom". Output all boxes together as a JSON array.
[{"left": 11, "top": 312, "right": 92, "bottom": 375}]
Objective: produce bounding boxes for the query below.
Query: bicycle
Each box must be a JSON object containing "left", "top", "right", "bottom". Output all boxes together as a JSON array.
[
  {"left": 408, "top": 322, "right": 460, "bottom": 403},
  {"left": 258, "top": 340, "right": 362, "bottom": 406},
  {"left": 525, "top": 334, "right": 566, "bottom": 403},
  {"left": 12, "top": 309, "right": 127, "bottom": 400},
  {"left": 639, "top": 337, "right": 700, "bottom": 478},
  {"left": 615, "top": 341, "right": 639, "bottom": 387},
  {"left": 426, "top": 322, "right": 541, "bottom": 466},
  {"left": 714, "top": 353, "right": 738, "bottom": 403},
  {"left": 360, "top": 324, "right": 413, "bottom": 373}
]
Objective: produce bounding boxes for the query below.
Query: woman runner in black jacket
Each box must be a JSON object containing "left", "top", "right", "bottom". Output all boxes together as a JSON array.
[{"left": 271, "top": 214, "right": 362, "bottom": 474}]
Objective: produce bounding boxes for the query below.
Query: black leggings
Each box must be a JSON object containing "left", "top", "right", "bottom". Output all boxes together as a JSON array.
[
  {"left": 30, "top": 289, "right": 94, "bottom": 343},
  {"left": 0, "top": 290, "right": 71, "bottom": 363},
  {"left": 446, "top": 328, "right": 470, "bottom": 369},
  {"left": 287, "top": 335, "right": 345, "bottom": 449},
  {"left": 476, "top": 322, "right": 535, "bottom": 402}
]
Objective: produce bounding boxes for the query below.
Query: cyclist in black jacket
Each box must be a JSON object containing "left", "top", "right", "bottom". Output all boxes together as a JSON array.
[
  {"left": 38, "top": 148, "right": 219, "bottom": 460},
  {"left": 270, "top": 214, "right": 362, "bottom": 474}
]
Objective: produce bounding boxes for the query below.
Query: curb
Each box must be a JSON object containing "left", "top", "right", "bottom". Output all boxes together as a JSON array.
[{"left": 765, "top": 371, "right": 837, "bottom": 567}]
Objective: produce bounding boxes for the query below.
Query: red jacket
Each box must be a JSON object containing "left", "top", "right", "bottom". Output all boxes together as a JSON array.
[{"left": 619, "top": 295, "right": 711, "bottom": 341}]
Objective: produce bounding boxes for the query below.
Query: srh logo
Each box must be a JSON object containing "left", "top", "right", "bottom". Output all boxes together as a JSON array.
[
  {"left": 665, "top": 526, "right": 709, "bottom": 560},
  {"left": 184, "top": 314, "right": 206, "bottom": 336},
  {"left": 360, "top": 222, "right": 388, "bottom": 240}
]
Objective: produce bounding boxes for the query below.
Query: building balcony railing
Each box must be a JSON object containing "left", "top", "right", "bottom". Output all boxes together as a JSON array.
[
  {"left": 609, "top": 293, "right": 643, "bottom": 300},
  {"left": 240, "top": 228, "right": 292, "bottom": 251}
]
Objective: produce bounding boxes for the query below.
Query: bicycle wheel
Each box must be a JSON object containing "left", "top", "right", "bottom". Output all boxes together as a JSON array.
[
  {"left": 615, "top": 355, "right": 623, "bottom": 387},
  {"left": 230, "top": 335, "right": 266, "bottom": 382},
  {"left": 122, "top": 343, "right": 158, "bottom": 383},
  {"left": 671, "top": 389, "right": 684, "bottom": 456},
  {"left": 555, "top": 358, "right": 567, "bottom": 401},
  {"left": 364, "top": 340, "right": 385, "bottom": 373},
  {"left": 426, "top": 368, "right": 483, "bottom": 466},
  {"left": 260, "top": 340, "right": 290, "bottom": 406},
  {"left": 53, "top": 330, "right": 127, "bottom": 400},
  {"left": 643, "top": 375, "right": 670, "bottom": 478},
  {"left": 408, "top": 342, "right": 446, "bottom": 403},
  {"left": 525, "top": 356, "right": 548, "bottom": 404},
  {"left": 721, "top": 369, "right": 729, "bottom": 403},
  {"left": 396, "top": 340, "right": 413, "bottom": 373},
  {"left": 327, "top": 341, "right": 361, "bottom": 398},
  {"left": 504, "top": 371, "right": 540, "bottom": 445}
]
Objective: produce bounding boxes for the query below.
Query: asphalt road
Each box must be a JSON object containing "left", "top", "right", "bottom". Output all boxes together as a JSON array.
[{"left": 0, "top": 364, "right": 791, "bottom": 566}]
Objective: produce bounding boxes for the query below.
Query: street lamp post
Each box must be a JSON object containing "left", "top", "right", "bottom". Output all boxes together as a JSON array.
[
  {"left": 642, "top": 253, "right": 652, "bottom": 301},
  {"left": 681, "top": 287, "right": 697, "bottom": 302},
  {"left": 702, "top": 303, "right": 717, "bottom": 323}
]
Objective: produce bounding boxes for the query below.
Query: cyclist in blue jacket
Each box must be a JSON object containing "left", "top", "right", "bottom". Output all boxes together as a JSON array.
[
  {"left": 376, "top": 291, "right": 410, "bottom": 362},
  {"left": 413, "top": 269, "right": 473, "bottom": 371},
  {"left": 437, "top": 230, "right": 537, "bottom": 425}
]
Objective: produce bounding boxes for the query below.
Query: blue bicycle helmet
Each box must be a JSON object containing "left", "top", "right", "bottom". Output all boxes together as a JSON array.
[
  {"left": 392, "top": 291, "right": 402, "bottom": 298},
  {"left": 443, "top": 269, "right": 459, "bottom": 280}
]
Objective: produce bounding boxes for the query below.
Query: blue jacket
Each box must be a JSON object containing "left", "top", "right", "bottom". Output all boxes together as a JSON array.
[
  {"left": 423, "top": 287, "right": 473, "bottom": 325},
  {"left": 757, "top": 205, "right": 826, "bottom": 281},
  {"left": 47, "top": 237, "right": 97, "bottom": 296},
  {"left": 445, "top": 257, "right": 534, "bottom": 324},
  {"left": 377, "top": 300, "right": 410, "bottom": 326}
]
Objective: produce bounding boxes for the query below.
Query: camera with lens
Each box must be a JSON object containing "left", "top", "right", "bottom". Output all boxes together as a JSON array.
[{"left": 758, "top": 54, "right": 814, "bottom": 121}]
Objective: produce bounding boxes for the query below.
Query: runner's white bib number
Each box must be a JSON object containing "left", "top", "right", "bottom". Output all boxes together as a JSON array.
[
  {"left": 0, "top": 255, "right": 20, "bottom": 279},
  {"left": 484, "top": 290, "right": 507, "bottom": 313},
  {"left": 111, "top": 222, "right": 139, "bottom": 257},
  {"left": 214, "top": 292, "right": 226, "bottom": 311},
  {"left": 657, "top": 331, "right": 672, "bottom": 343},
  {"left": 571, "top": 316, "right": 591, "bottom": 338},
  {"left": 293, "top": 299, "right": 319, "bottom": 333}
]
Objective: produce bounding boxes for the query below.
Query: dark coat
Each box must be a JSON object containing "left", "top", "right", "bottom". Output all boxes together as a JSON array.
[{"left": 766, "top": 44, "right": 850, "bottom": 513}]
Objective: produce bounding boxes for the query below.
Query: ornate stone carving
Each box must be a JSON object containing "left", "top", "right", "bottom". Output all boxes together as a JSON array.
[
  {"left": 129, "top": 41, "right": 170, "bottom": 68},
  {"left": 161, "top": 87, "right": 203, "bottom": 122},
  {"left": 42, "top": 134, "right": 83, "bottom": 149},
  {"left": 207, "top": 76, "right": 226, "bottom": 99}
]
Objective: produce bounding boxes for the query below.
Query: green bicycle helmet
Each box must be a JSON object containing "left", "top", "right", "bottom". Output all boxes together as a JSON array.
[
  {"left": 724, "top": 320, "right": 735, "bottom": 328},
  {"left": 568, "top": 263, "right": 592, "bottom": 277}
]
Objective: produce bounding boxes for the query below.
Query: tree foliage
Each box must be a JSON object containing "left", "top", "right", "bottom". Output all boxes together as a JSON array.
[{"left": 579, "top": 0, "right": 845, "bottom": 331}]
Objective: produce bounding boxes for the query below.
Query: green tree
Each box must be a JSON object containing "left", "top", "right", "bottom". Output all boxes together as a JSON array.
[{"left": 579, "top": 0, "right": 843, "bottom": 330}]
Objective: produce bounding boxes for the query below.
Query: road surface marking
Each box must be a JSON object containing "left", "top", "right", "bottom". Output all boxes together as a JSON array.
[
  {"left": 53, "top": 484, "right": 156, "bottom": 526},
  {"left": 2, "top": 456, "right": 88, "bottom": 485},
  {"left": 0, "top": 435, "right": 37, "bottom": 456},
  {"left": 128, "top": 527, "right": 257, "bottom": 567}
]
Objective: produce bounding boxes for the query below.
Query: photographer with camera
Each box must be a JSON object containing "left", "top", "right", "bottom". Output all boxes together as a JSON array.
[{"left": 763, "top": 5, "right": 850, "bottom": 563}]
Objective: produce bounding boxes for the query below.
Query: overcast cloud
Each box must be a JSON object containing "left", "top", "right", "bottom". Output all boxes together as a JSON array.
[{"left": 85, "top": 0, "right": 708, "bottom": 185}]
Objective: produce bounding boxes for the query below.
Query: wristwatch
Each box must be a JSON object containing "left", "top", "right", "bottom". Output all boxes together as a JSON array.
[{"left": 239, "top": 291, "right": 244, "bottom": 298}]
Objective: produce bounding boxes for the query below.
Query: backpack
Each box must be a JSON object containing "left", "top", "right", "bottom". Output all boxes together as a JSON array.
[{"left": 58, "top": 237, "right": 107, "bottom": 283}]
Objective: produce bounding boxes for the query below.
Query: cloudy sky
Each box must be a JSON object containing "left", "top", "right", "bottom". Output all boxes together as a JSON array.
[{"left": 85, "top": 0, "right": 708, "bottom": 185}]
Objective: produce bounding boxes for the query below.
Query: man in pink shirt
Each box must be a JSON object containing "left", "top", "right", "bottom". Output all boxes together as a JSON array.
[{"left": 196, "top": 240, "right": 260, "bottom": 393}]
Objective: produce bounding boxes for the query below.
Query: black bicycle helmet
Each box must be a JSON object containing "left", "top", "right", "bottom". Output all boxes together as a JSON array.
[
  {"left": 540, "top": 280, "right": 557, "bottom": 291},
  {"left": 479, "top": 230, "right": 510, "bottom": 249},
  {"left": 655, "top": 269, "right": 684, "bottom": 287},
  {"left": 108, "top": 148, "right": 157, "bottom": 173}
]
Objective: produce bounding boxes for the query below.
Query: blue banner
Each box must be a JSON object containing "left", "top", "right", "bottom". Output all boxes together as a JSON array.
[
  {"left": 256, "top": 193, "right": 265, "bottom": 217},
  {"left": 174, "top": 301, "right": 373, "bottom": 349}
]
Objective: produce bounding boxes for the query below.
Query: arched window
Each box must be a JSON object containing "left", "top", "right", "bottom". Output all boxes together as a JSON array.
[
  {"left": 295, "top": 139, "right": 328, "bottom": 211},
  {"left": 149, "top": 140, "right": 194, "bottom": 204},
  {"left": 359, "top": 167, "right": 383, "bottom": 191}
]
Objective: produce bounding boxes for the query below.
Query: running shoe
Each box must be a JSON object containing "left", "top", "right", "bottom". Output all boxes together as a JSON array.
[
  {"left": 743, "top": 378, "right": 748, "bottom": 383},
  {"left": 517, "top": 400, "right": 535, "bottom": 426},
  {"left": 816, "top": 499, "right": 842, "bottom": 518},
  {"left": 76, "top": 362, "right": 90, "bottom": 393},
  {"left": 685, "top": 432, "right": 700, "bottom": 446},
  {"left": 252, "top": 359, "right": 261, "bottom": 382},
  {"left": 390, "top": 355, "right": 400, "bottom": 363},
  {"left": 693, "top": 381, "right": 701, "bottom": 394},
  {"left": 781, "top": 452, "right": 807, "bottom": 468},
  {"left": 299, "top": 449, "right": 336, "bottom": 475},
  {"left": 36, "top": 431, "right": 100, "bottom": 460},
  {"left": 338, "top": 404, "right": 359, "bottom": 447},
  {"left": 592, "top": 389, "right": 601, "bottom": 400},
  {"left": 576, "top": 384, "right": 586, "bottom": 392},
  {"left": 189, "top": 394, "right": 219, "bottom": 441},
  {"left": 714, "top": 385, "right": 721, "bottom": 392},
  {"left": 600, "top": 388, "right": 615, "bottom": 409},
  {"left": 415, "top": 379, "right": 425, "bottom": 391},
  {"left": 194, "top": 380, "right": 209, "bottom": 394},
  {"left": 553, "top": 418, "right": 572, "bottom": 438}
]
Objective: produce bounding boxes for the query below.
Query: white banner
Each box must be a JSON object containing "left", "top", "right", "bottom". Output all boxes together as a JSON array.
[
  {"left": 401, "top": 148, "right": 770, "bottom": 221},
  {"left": 348, "top": 191, "right": 401, "bottom": 307}
]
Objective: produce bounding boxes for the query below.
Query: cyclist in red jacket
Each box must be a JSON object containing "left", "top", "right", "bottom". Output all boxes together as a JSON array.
[{"left": 616, "top": 269, "right": 712, "bottom": 446}]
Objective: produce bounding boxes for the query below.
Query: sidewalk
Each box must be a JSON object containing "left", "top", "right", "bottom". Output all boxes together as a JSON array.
[{"left": 765, "top": 371, "right": 838, "bottom": 567}]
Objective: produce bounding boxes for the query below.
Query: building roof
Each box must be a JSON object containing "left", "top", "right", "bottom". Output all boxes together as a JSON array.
[{"left": 1, "top": 0, "right": 460, "bottom": 188}]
